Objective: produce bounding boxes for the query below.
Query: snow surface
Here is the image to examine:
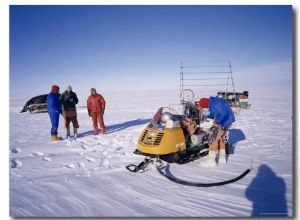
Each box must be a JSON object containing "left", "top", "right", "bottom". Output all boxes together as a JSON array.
[{"left": 9, "top": 86, "right": 293, "bottom": 218}]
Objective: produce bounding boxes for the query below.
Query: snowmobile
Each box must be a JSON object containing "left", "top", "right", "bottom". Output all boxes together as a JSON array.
[
  {"left": 126, "top": 100, "right": 233, "bottom": 169},
  {"left": 125, "top": 99, "right": 250, "bottom": 187},
  {"left": 133, "top": 104, "right": 211, "bottom": 164}
]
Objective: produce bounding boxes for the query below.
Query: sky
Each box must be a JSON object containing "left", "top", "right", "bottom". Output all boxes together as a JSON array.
[{"left": 8, "top": 5, "right": 292, "bottom": 95}]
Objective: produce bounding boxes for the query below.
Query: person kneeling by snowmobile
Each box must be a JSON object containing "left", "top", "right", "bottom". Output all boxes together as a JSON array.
[{"left": 198, "top": 97, "right": 235, "bottom": 167}]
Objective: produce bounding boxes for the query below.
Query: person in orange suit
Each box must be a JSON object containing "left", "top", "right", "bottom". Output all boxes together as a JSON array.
[{"left": 87, "top": 88, "right": 107, "bottom": 135}]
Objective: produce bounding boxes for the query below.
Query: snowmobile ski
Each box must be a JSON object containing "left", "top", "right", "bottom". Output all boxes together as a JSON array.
[
  {"left": 125, "top": 157, "right": 154, "bottom": 173},
  {"left": 127, "top": 147, "right": 209, "bottom": 173}
]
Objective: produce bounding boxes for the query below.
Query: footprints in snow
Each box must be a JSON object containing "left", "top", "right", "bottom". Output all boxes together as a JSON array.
[
  {"left": 31, "top": 151, "right": 53, "bottom": 162},
  {"left": 81, "top": 144, "right": 88, "bottom": 150},
  {"left": 84, "top": 155, "right": 95, "bottom": 163},
  {"left": 31, "top": 152, "right": 44, "bottom": 156},
  {"left": 63, "top": 164, "right": 75, "bottom": 169},
  {"left": 11, "top": 147, "right": 21, "bottom": 153},
  {"left": 42, "top": 156, "right": 52, "bottom": 162},
  {"left": 10, "top": 150, "right": 52, "bottom": 169},
  {"left": 10, "top": 133, "right": 126, "bottom": 172},
  {"left": 11, "top": 159, "right": 22, "bottom": 168},
  {"left": 10, "top": 148, "right": 23, "bottom": 168},
  {"left": 57, "top": 136, "right": 114, "bottom": 172}
]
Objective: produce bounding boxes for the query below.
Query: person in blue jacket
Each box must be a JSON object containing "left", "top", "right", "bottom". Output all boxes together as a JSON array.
[
  {"left": 46, "top": 85, "right": 63, "bottom": 141},
  {"left": 198, "top": 96, "right": 235, "bottom": 167}
]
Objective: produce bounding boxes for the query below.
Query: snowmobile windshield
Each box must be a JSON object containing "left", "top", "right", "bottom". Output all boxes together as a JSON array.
[{"left": 147, "top": 107, "right": 183, "bottom": 130}]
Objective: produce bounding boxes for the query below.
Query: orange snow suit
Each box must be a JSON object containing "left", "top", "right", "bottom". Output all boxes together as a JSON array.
[{"left": 87, "top": 93, "right": 106, "bottom": 134}]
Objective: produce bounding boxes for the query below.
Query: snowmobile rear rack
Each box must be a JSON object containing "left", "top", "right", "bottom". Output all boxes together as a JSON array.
[{"left": 180, "top": 60, "right": 251, "bottom": 111}]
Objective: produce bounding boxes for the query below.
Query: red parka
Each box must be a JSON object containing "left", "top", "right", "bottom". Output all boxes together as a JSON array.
[{"left": 87, "top": 93, "right": 106, "bottom": 113}]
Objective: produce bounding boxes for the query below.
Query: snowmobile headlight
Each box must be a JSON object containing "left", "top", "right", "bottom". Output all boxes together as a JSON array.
[{"left": 149, "top": 131, "right": 156, "bottom": 137}]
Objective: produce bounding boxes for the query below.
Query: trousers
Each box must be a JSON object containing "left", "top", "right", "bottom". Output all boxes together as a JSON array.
[
  {"left": 209, "top": 125, "right": 230, "bottom": 151},
  {"left": 91, "top": 112, "right": 105, "bottom": 130},
  {"left": 64, "top": 115, "right": 79, "bottom": 129},
  {"left": 48, "top": 112, "right": 60, "bottom": 136}
]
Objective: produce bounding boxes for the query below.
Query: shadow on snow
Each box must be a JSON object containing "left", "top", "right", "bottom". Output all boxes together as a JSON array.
[
  {"left": 80, "top": 118, "right": 151, "bottom": 136},
  {"left": 228, "top": 128, "right": 246, "bottom": 152},
  {"left": 245, "top": 164, "right": 288, "bottom": 217}
]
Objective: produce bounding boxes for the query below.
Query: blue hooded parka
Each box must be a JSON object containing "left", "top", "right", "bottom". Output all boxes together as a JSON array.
[
  {"left": 46, "top": 91, "right": 62, "bottom": 135},
  {"left": 207, "top": 97, "right": 235, "bottom": 129}
]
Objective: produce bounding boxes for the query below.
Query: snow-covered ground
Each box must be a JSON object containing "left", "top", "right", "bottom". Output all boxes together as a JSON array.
[{"left": 9, "top": 86, "right": 293, "bottom": 217}]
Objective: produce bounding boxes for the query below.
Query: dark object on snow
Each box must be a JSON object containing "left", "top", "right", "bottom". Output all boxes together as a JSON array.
[
  {"left": 126, "top": 157, "right": 250, "bottom": 187},
  {"left": 225, "top": 142, "right": 234, "bottom": 154},
  {"left": 20, "top": 94, "right": 48, "bottom": 113},
  {"left": 217, "top": 91, "right": 251, "bottom": 109},
  {"left": 157, "top": 162, "right": 251, "bottom": 187}
]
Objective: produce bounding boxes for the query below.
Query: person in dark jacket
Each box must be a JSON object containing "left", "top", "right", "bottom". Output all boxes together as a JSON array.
[
  {"left": 46, "top": 85, "right": 63, "bottom": 142},
  {"left": 198, "top": 96, "right": 235, "bottom": 167},
  {"left": 60, "top": 85, "right": 79, "bottom": 139}
]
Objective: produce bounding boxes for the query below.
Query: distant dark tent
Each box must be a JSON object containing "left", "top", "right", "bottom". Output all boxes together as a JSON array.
[{"left": 20, "top": 94, "right": 48, "bottom": 113}]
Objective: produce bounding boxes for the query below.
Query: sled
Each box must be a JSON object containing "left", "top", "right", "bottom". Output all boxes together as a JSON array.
[
  {"left": 28, "top": 103, "right": 48, "bottom": 113},
  {"left": 20, "top": 94, "right": 48, "bottom": 113},
  {"left": 217, "top": 91, "right": 251, "bottom": 109}
]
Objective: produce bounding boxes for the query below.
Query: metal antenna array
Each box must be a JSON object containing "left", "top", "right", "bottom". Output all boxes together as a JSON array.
[{"left": 180, "top": 60, "right": 235, "bottom": 102}]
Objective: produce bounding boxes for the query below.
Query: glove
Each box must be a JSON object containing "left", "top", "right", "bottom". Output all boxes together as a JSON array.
[
  {"left": 101, "top": 108, "right": 105, "bottom": 115},
  {"left": 88, "top": 110, "right": 91, "bottom": 117},
  {"left": 208, "top": 126, "right": 219, "bottom": 144},
  {"left": 69, "top": 97, "right": 73, "bottom": 102}
]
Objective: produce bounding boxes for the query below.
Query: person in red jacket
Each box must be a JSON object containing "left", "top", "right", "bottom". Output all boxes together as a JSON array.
[{"left": 87, "top": 88, "right": 107, "bottom": 135}]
